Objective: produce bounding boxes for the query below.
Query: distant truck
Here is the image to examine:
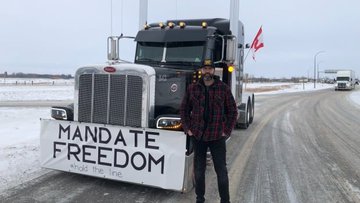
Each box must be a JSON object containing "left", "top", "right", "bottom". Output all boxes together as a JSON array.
[{"left": 335, "top": 70, "right": 356, "bottom": 90}]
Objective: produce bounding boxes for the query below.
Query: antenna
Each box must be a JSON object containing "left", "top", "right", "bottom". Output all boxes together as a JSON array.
[
  {"left": 175, "top": 0, "right": 178, "bottom": 19},
  {"left": 121, "top": 0, "right": 124, "bottom": 33},
  {"left": 110, "top": 0, "right": 113, "bottom": 35}
]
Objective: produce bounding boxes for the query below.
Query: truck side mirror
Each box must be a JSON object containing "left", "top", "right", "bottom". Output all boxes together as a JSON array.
[
  {"left": 107, "top": 36, "right": 120, "bottom": 60},
  {"left": 226, "top": 37, "right": 236, "bottom": 63}
]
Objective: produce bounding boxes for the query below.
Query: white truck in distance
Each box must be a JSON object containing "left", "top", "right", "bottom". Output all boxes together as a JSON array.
[{"left": 335, "top": 70, "right": 356, "bottom": 90}]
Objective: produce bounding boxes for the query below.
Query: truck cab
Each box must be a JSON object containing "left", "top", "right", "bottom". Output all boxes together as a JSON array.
[
  {"left": 52, "top": 18, "right": 253, "bottom": 130},
  {"left": 132, "top": 18, "right": 253, "bottom": 129},
  {"left": 335, "top": 70, "right": 356, "bottom": 90}
]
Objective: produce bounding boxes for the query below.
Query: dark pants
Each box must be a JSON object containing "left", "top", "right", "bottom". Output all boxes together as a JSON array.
[{"left": 193, "top": 137, "right": 230, "bottom": 203}]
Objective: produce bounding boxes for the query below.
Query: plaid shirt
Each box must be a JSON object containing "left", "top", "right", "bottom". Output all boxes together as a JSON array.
[{"left": 180, "top": 77, "right": 238, "bottom": 141}]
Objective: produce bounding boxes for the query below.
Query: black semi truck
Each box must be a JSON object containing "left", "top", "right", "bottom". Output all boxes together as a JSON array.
[{"left": 40, "top": 18, "right": 254, "bottom": 192}]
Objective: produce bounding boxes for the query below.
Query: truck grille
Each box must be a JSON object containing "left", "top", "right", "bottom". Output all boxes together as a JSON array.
[
  {"left": 338, "top": 83, "right": 346, "bottom": 88},
  {"left": 78, "top": 74, "right": 143, "bottom": 127}
]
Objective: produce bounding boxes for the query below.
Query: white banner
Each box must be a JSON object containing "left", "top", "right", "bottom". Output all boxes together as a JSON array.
[{"left": 40, "top": 119, "right": 187, "bottom": 191}]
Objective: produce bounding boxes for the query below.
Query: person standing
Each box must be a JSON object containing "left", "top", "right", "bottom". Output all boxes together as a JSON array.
[{"left": 180, "top": 59, "right": 238, "bottom": 203}]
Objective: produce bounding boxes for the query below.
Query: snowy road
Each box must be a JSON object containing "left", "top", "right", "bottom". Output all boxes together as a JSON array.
[
  {"left": 1, "top": 88, "right": 360, "bottom": 202},
  {"left": 232, "top": 88, "right": 360, "bottom": 202}
]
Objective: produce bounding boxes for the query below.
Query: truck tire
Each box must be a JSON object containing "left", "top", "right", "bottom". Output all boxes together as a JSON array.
[
  {"left": 238, "top": 103, "right": 249, "bottom": 129},
  {"left": 249, "top": 98, "right": 254, "bottom": 124}
]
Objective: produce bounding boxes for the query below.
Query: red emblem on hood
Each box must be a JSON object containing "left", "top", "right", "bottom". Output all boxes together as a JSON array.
[{"left": 104, "top": 66, "right": 116, "bottom": 73}]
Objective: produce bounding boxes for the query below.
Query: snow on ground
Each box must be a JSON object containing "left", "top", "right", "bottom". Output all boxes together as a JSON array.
[
  {"left": 0, "top": 79, "right": 73, "bottom": 192},
  {"left": 0, "top": 80, "right": 359, "bottom": 193},
  {"left": 0, "top": 78, "right": 74, "bottom": 101},
  {"left": 244, "top": 82, "right": 335, "bottom": 95}
]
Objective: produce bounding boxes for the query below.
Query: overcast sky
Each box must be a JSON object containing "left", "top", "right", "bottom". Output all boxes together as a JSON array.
[{"left": 0, "top": 0, "right": 359, "bottom": 78}]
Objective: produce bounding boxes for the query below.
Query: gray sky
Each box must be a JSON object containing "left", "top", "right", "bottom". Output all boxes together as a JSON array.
[{"left": 0, "top": 0, "right": 359, "bottom": 78}]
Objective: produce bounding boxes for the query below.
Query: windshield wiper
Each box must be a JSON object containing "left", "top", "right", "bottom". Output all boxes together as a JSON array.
[
  {"left": 165, "top": 61, "right": 199, "bottom": 67},
  {"left": 137, "top": 58, "right": 159, "bottom": 62}
]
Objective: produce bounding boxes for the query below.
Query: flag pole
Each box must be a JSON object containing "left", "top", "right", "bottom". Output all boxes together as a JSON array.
[{"left": 244, "top": 48, "right": 252, "bottom": 62}]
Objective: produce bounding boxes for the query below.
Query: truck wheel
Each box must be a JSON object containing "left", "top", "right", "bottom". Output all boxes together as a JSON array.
[
  {"left": 249, "top": 100, "right": 254, "bottom": 124},
  {"left": 238, "top": 104, "right": 249, "bottom": 129}
]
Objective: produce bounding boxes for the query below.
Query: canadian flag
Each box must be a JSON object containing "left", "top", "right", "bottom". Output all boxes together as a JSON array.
[{"left": 250, "top": 26, "right": 264, "bottom": 61}]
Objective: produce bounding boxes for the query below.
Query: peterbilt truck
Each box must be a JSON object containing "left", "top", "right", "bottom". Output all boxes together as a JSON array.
[
  {"left": 40, "top": 3, "right": 254, "bottom": 193},
  {"left": 335, "top": 70, "right": 356, "bottom": 90}
]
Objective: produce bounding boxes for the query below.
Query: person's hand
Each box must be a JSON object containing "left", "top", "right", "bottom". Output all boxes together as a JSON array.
[
  {"left": 187, "top": 130, "right": 193, "bottom": 136},
  {"left": 222, "top": 133, "right": 227, "bottom": 137}
]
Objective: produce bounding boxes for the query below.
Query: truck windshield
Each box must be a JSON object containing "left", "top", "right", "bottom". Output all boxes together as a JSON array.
[
  {"left": 337, "top": 77, "right": 350, "bottom": 81},
  {"left": 166, "top": 41, "right": 204, "bottom": 63},
  {"left": 136, "top": 42, "right": 164, "bottom": 62},
  {"left": 135, "top": 41, "right": 205, "bottom": 65}
]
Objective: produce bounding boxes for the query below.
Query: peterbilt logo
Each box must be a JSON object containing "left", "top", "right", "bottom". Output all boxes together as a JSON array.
[
  {"left": 170, "top": 84, "right": 178, "bottom": 92},
  {"left": 104, "top": 66, "right": 116, "bottom": 73}
]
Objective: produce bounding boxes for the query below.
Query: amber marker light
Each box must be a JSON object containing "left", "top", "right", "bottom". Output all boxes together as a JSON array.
[
  {"left": 201, "top": 21, "right": 208, "bottom": 28},
  {"left": 228, "top": 66, "right": 235, "bottom": 73},
  {"left": 168, "top": 22, "right": 175, "bottom": 28},
  {"left": 144, "top": 23, "right": 150, "bottom": 30},
  {"left": 179, "top": 22, "right": 186, "bottom": 28}
]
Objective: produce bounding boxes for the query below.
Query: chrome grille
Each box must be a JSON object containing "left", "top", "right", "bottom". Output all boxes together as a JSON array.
[
  {"left": 78, "top": 73, "right": 143, "bottom": 127},
  {"left": 109, "top": 75, "right": 126, "bottom": 125},
  {"left": 78, "top": 74, "right": 92, "bottom": 122},
  {"left": 126, "top": 76, "right": 143, "bottom": 126},
  {"left": 93, "top": 74, "right": 109, "bottom": 124}
]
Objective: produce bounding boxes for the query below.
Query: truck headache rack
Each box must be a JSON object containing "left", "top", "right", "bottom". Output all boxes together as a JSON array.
[{"left": 78, "top": 73, "right": 143, "bottom": 127}]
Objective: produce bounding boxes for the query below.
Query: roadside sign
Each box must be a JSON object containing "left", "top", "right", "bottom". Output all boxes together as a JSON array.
[{"left": 324, "top": 69, "right": 338, "bottom": 74}]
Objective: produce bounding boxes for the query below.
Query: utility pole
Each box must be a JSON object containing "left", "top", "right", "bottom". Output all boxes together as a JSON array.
[
  {"left": 317, "top": 61, "right": 323, "bottom": 83},
  {"left": 314, "top": 51, "right": 325, "bottom": 88}
]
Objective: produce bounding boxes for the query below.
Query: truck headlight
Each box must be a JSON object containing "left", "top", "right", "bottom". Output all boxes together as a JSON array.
[
  {"left": 51, "top": 106, "right": 73, "bottom": 121},
  {"left": 156, "top": 117, "right": 182, "bottom": 130}
]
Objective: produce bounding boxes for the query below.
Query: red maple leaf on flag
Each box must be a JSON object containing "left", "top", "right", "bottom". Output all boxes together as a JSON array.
[{"left": 251, "top": 26, "right": 264, "bottom": 61}]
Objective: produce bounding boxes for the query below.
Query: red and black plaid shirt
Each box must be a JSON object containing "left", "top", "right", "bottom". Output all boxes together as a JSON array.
[{"left": 180, "top": 77, "right": 238, "bottom": 141}]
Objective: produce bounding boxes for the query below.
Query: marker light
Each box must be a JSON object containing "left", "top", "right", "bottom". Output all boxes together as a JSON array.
[
  {"left": 179, "top": 22, "right": 186, "bottom": 28},
  {"left": 228, "top": 66, "right": 235, "bottom": 73},
  {"left": 168, "top": 22, "right": 175, "bottom": 28},
  {"left": 144, "top": 23, "right": 150, "bottom": 30},
  {"left": 159, "top": 22, "right": 165, "bottom": 29},
  {"left": 201, "top": 21, "right": 208, "bottom": 28}
]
